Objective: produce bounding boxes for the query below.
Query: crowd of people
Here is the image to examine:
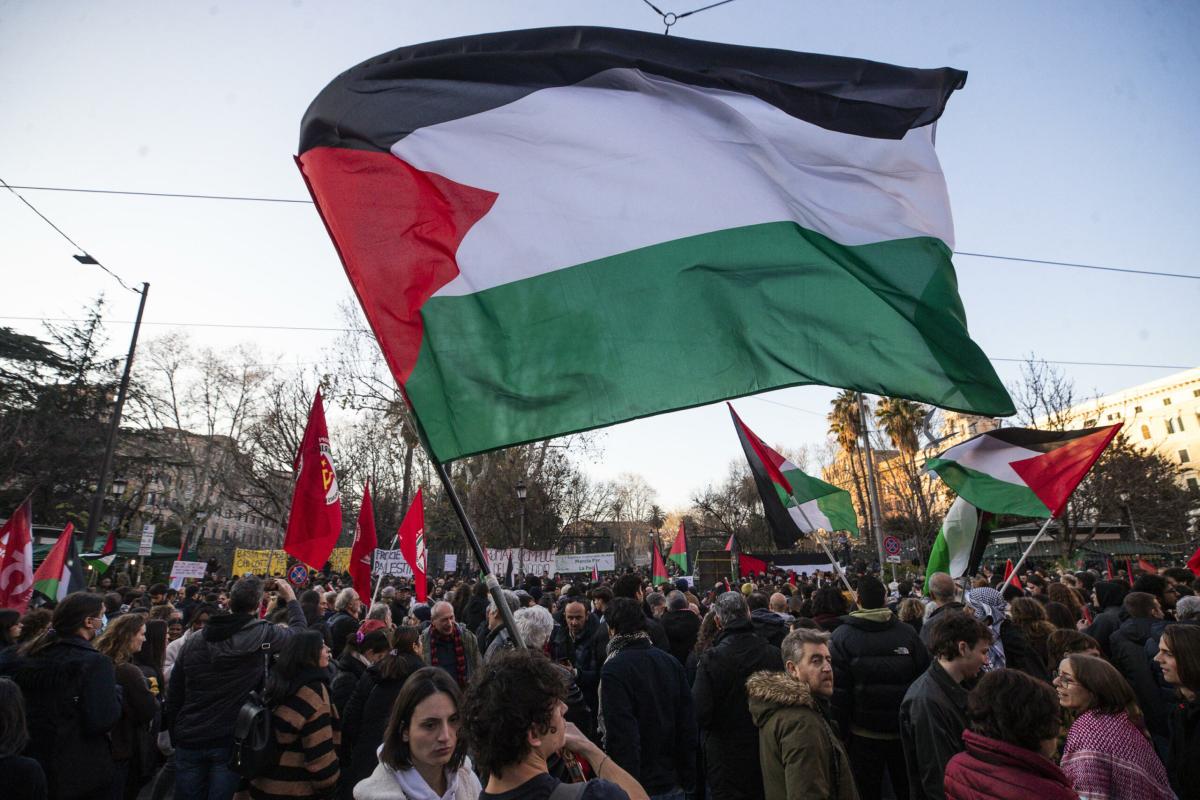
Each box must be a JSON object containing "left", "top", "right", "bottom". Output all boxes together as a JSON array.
[{"left": 3, "top": 559, "right": 1200, "bottom": 800}]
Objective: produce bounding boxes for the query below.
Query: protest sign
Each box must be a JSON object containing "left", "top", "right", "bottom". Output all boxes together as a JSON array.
[
  {"left": 170, "top": 560, "right": 207, "bottom": 579},
  {"left": 372, "top": 548, "right": 414, "bottom": 578}
]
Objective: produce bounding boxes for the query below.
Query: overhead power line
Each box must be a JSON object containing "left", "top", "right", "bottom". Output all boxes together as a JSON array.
[{"left": 3, "top": 184, "right": 1196, "bottom": 282}]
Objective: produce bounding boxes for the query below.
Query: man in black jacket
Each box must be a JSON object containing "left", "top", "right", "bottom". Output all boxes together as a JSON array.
[
  {"left": 831, "top": 575, "right": 930, "bottom": 800},
  {"left": 1109, "top": 591, "right": 1169, "bottom": 741},
  {"left": 748, "top": 591, "right": 787, "bottom": 648},
  {"left": 612, "top": 573, "right": 670, "bottom": 651},
  {"left": 660, "top": 590, "right": 700, "bottom": 666},
  {"left": 164, "top": 576, "right": 309, "bottom": 800},
  {"left": 899, "top": 613, "right": 991, "bottom": 800},
  {"left": 600, "top": 597, "right": 697, "bottom": 797},
  {"left": 551, "top": 598, "right": 608, "bottom": 728},
  {"left": 692, "top": 591, "right": 785, "bottom": 800}
]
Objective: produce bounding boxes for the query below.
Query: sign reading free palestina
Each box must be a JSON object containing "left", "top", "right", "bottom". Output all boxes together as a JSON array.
[{"left": 371, "top": 549, "right": 414, "bottom": 578}]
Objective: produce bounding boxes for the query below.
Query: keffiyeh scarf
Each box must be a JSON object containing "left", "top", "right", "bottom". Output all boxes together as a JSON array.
[{"left": 965, "top": 587, "right": 1007, "bottom": 671}]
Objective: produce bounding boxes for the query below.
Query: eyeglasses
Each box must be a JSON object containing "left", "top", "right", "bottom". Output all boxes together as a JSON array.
[{"left": 1052, "top": 671, "right": 1077, "bottom": 688}]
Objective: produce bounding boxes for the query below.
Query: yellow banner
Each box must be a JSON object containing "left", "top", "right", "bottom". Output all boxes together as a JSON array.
[
  {"left": 327, "top": 547, "right": 351, "bottom": 573},
  {"left": 231, "top": 548, "right": 288, "bottom": 577}
]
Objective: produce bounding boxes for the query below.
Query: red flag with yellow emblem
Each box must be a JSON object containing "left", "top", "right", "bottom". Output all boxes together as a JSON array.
[{"left": 284, "top": 390, "right": 343, "bottom": 569}]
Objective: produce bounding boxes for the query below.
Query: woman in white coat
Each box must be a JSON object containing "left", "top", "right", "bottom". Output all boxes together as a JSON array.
[{"left": 354, "top": 666, "right": 481, "bottom": 800}]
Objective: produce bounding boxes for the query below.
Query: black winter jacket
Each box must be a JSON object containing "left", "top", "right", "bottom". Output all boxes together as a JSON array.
[
  {"left": 750, "top": 608, "right": 788, "bottom": 648},
  {"left": 327, "top": 610, "right": 360, "bottom": 658},
  {"left": 831, "top": 609, "right": 930, "bottom": 739},
  {"left": 0, "top": 635, "right": 121, "bottom": 800},
  {"left": 899, "top": 661, "right": 969, "bottom": 800},
  {"left": 600, "top": 637, "right": 697, "bottom": 795},
  {"left": 919, "top": 602, "right": 966, "bottom": 648},
  {"left": 163, "top": 601, "right": 308, "bottom": 749},
  {"left": 1110, "top": 616, "right": 1170, "bottom": 737},
  {"left": 1167, "top": 694, "right": 1200, "bottom": 800},
  {"left": 692, "top": 619, "right": 785, "bottom": 800},
  {"left": 661, "top": 609, "right": 700, "bottom": 666},
  {"left": 338, "top": 652, "right": 424, "bottom": 800},
  {"left": 551, "top": 614, "right": 608, "bottom": 715},
  {"left": 330, "top": 651, "right": 368, "bottom": 718}
]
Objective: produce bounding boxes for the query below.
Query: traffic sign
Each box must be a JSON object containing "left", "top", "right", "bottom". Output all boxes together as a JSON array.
[
  {"left": 883, "top": 536, "right": 902, "bottom": 556},
  {"left": 886, "top": 555, "right": 902, "bottom": 564},
  {"left": 287, "top": 563, "right": 310, "bottom": 587}
]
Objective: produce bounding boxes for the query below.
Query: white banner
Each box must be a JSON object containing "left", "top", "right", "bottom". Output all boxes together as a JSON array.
[
  {"left": 372, "top": 549, "right": 414, "bottom": 578},
  {"left": 775, "top": 561, "right": 838, "bottom": 576},
  {"left": 485, "top": 547, "right": 510, "bottom": 574},
  {"left": 170, "top": 560, "right": 207, "bottom": 579},
  {"left": 554, "top": 552, "right": 616, "bottom": 573},
  {"left": 444, "top": 553, "right": 458, "bottom": 573},
  {"left": 521, "top": 548, "right": 555, "bottom": 576}
]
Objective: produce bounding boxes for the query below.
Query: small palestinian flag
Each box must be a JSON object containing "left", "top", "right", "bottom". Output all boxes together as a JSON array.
[
  {"left": 730, "top": 404, "right": 859, "bottom": 548},
  {"left": 926, "top": 425, "right": 1121, "bottom": 518},
  {"left": 651, "top": 540, "right": 669, "bottom": 586},
  {"left": 1003, "top": 559, "right": 1023, "bottom": 591},
  {"left": 298, "top": 26, "right": 1014, "bottom": 464},
  {"left": 667, "top": 521, "right": 688, "bottom": 574},
  {"left": 83, "top": 530, "right": 118, "bottom": 574},
  {"left": 924, "top": 497, "right": 990, "bottom": 591},
  {"left": 33, "top": 523, "right": 86, "bottom": 603}
]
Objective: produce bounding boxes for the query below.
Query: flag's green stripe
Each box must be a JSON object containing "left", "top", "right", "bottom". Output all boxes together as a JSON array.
[
  {"left": 925, "top": 531, "right": 950, "bottom": 593},
  {"left": 815, "top": 492, "right": 859, "bottom": 534},
  {"left": 925, "top": 459, "right": 1050, "bottom": 518},
  {"left": 32, "top": 577, "right": 60, "bottom": 599},
  {"left": 407, "top": 221, "right": 1012, "bottom": 461},
  {"left": 667, "top": 553, "right": 687, "bottom": 572}
]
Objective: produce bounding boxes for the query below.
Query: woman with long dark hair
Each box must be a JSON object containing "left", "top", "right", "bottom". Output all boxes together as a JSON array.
[
  {"left": 0, "top": 608, "right": 23, "bottom": 650},
  {"left": 1155, "top": 624, "right": 1200, "bottom": 799},
  {"left": 353, "top": 667, "right": 481, "bottom": 800},
  {"left": 1, "top": 592, "right": 121, "bottom": 799},
  {"left": 340, "top": 626, "right": 425, "bottom": 800},
  {"left": 0, "top": 676, "right": 47, "bottom": 800},
  {"left": 243, "top": 629, "right": 340, "bottom": 800},
  {"left": 331, "top": 621, "right": 391, "bottom": 717},
  {"left": 1055, "top": 653, "right": 1172, "bottom": 799}
]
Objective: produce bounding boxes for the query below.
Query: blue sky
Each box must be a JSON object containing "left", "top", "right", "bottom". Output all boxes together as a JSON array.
[{"left": 2, "top": 1, "right": 1197, "bottom": 509}]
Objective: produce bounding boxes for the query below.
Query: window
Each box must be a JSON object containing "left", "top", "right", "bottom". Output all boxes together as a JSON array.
[
  {"left": 1142, "top": 425, "right": 1152, "bottom": 440},
  {"left": 1084, "top": 419, "right": 1097, "bottom": 428},
  {"left": 1135, "top": 405, "right": 1143, "bottom": 413},
  {"left": 1182, "top": 450, "right": 1191, "bottom": 463},
  {"left": 1194, "top": 389, "right": 1200, "bottom": 398},
  {"left": 1189, "top": 477, "right": 1199, "bottom": 492},
  {"left": 1167, "top": 419, "right": 1176, "bottom": 435},
  {"left": 1178, "top": 416, "right": 1186, "bottom": 432},
  {"left": 1106, "top": 414, "right": 1113, "bottom": 421},
  {"left": 1164, "top": 397, "right": 1173, "bottom": 406}
]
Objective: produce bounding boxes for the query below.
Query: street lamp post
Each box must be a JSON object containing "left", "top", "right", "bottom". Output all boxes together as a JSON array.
[
  {"left": 516, "top": 480, "right": 528, "bottom": 587},
  {"left": 1119, "top": 490, "right": 1139, "bottom": 543}
]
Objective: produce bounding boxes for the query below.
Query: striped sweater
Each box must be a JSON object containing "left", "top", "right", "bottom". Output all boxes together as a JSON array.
[{"left": 239, "top": 679, "right": 341, "bottom": 800}]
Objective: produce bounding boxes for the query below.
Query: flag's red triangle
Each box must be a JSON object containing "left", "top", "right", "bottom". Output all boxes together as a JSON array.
[
  {"left": 1003, "top": 558, "right": 1023, "bottom": 591},
  {"left": 1188, "top": 547, "right": 1200, "bottom": 578},
  {"left": 1137, "top": 558, "right": 1157, "bottom": 575},
  {"left": 651, "top": 539, "right": 668, "bottom": 585},
  {"left": 724, "top": 534, "right": 734, "bottom": 552},
  {"left": 1009, "top": 424, "right": 1121, "bottom": 516},
  {"left": 728, "top": 404, "right": 793, "bottom": 495}
]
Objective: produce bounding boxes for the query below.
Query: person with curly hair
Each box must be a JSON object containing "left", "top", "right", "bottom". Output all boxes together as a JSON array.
[
  {"left": 1055, "top": 654, "right": 1172, "bottom": 800},
  {"left": 463, "top": 648, "right": 647, "bottom": 800},
  {"left": 943, "top": 669, "right": 1074, "bottom": 800}
]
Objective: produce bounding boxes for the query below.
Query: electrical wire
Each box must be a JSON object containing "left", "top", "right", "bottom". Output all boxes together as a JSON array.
[
  {"left": 0, "top": 178, "right": 141, "bottom": 293},
  {"left": 3, "top": 184, "right": 1196, "bottom": 282}
]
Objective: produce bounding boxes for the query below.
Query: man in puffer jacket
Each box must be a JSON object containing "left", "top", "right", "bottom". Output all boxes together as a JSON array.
[
  {"left": 163, "top": 576, "right": 309, "bottom": 800},
  {"left": 830, "top": 576, "right": 929, "bottom": 800},
  {"left": 747, "top": 627, "right": 858, "bottom": 800}
]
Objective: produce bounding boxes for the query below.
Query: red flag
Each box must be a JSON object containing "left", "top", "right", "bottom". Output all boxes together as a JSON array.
[
  {"left": 667, "top": 520, "right": 688, "bottom": 573},
  {"left": 0, "top": 498, "right": 34, "bottom": 612},
  {"left": 1187, "top": 546, "right": 1200, "bottom": 578},
  {"left": 1125, "top": 558, "right": 1135, "bottom": 585},
  {"left": 788, "top": 571, "right": 797, "bottom": 587},
  {"left": 350, "top": 482, "right": 377, "bottom": 597},
  {"left": 724, "top": 534, "right": 734, "bottom": 552},
  {"left": 651, "top": 539, "right": 669, "bottom": 586},
  {"left": 398, "top": 488, "right": 427, "bottom": 603},
  {"left": 1138, "top": 558, "right": 1157, "bottom": 575},
  {"left": 738, "top": 553, "right": 769, "bottom": 577},
  {"left": 1003, "top": 559, "right": 1023, "bottom": 591},
  {"left": 1106, "top": 558, "right": 1114, "bottom": 580},
  {"left": 284, "top": 390, "right": 343, "bottom": 569},
  {"left": 591, "top": 564, "right": 599, "bottom": 583}
]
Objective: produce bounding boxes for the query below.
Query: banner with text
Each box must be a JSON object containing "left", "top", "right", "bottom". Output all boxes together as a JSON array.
[
  {"left": 372, "top": 548, "right": 414, "bottom": 578},
  {"left": 170, "top": 560, "right": 208, "bottom": 579},
  {"left": 554, "top": 552, "right": 616, "bottom": 574},
  {"left": 231, "top": 548, "right": 289, "bottom": 577}
]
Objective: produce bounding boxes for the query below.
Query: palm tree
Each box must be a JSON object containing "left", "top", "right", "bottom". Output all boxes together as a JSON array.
[
  {"left": 875, "top": 397, "right": 934, "bottom": 552},
  {"left": 827, "top": 390, "right": 870, "bottom": 536}
]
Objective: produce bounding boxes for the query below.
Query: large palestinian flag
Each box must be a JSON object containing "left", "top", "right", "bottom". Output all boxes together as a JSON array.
[
  {"left": 297, "top": 27, "right": 1013, "bottom": 462},
  {"left": 926, "top": 424, "right": 1122, "bottom": 518},
  {"left": 924, "top": 497, "right": 991, "bottom": 591},
  {"left": 730, "top": 404, "right": 858, "bottom": 547},
  {"left": 33, "top": 523, "right": 86, "bottom": 604}
]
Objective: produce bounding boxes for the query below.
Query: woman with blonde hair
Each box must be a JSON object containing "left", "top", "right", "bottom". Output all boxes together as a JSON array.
[
  {"left": 1054, "top": 653, "right": 1172, "bottom": 799},
  {"left": 96, "top": 613, "right": 159, "bottom": 800}
]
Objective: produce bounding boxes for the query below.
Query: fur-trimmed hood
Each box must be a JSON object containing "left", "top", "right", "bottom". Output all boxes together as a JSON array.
[{"left": 746, "top": 670, "right": 821, "bottom": 727}]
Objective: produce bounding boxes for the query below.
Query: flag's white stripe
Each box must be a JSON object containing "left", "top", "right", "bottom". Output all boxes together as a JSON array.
[
  {"left": 942, "top": 497, "right": 979, "bottom": 577},
  {"left": 392, "top": 68, "right": 953, "bottom": 298},
  {"left": 937, "top": 436, "right": 1041, "bottom": 486},
  {"left": 56, "top": 563, "right": 71, "bottom": 601},
  {"left": 789, "top": 499, "right": 832, "bottom": 533}
]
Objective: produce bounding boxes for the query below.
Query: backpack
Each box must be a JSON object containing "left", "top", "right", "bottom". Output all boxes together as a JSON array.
[{"left": 229, "top": 643, "right": 278, "bottom": 778}]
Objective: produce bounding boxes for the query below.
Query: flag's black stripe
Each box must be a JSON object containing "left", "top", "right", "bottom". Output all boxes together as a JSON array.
[
  {"left": 300, "top": 26, "right": 966, "bottom": 155},
  {"left": 732, "top": 412, "right": 806, "bottom": 550},
  {"left": 981, "top": 425, "right": 1116, "bottom": 453}
]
